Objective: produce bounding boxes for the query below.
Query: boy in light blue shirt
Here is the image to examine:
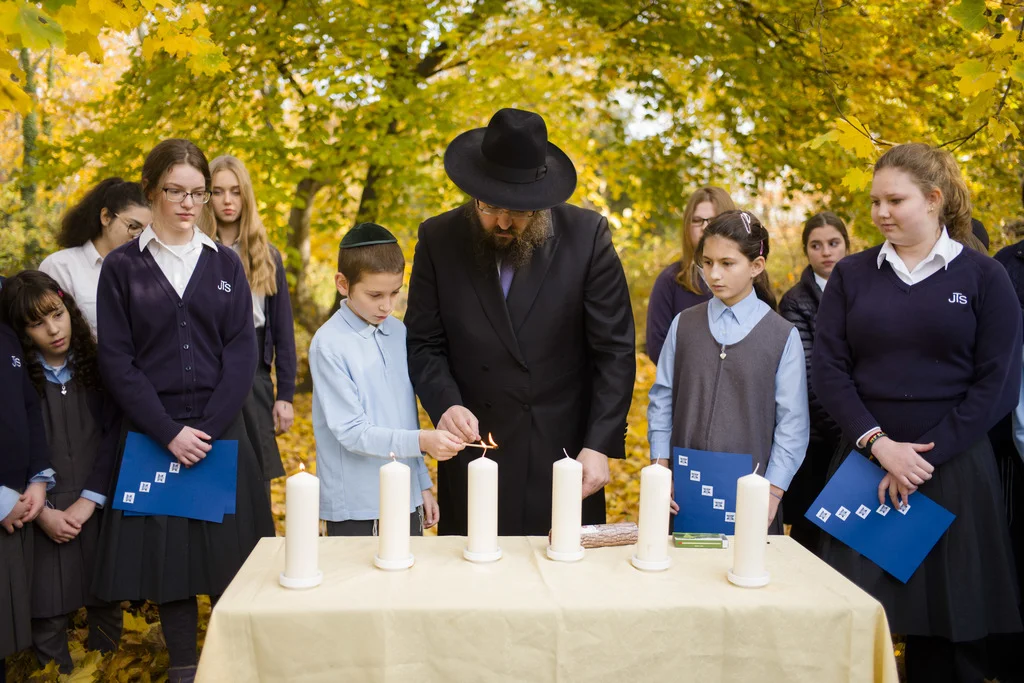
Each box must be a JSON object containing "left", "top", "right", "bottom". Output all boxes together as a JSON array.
[{"left": 310, "top": 223, "right": 464, "bottom": 536}]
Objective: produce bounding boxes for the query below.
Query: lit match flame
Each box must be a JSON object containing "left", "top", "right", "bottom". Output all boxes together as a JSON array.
[{"left": 465, "top": 432, "right": 499, "bottom": 453}]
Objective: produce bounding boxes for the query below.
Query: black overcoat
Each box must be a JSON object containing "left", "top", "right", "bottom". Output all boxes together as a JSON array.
[{"left": 406, "top": 203, "right": 636, "bottom": 536}]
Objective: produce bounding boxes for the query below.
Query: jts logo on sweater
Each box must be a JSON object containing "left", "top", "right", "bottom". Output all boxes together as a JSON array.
[
  {"left": 218, "top": 280, "right": 232, "bottom": 293},
  {"left": 11, "top": 355, "right": 21, "bottom": 368},
  {"left": 948, "top": 292, "right": 968, "bottom": 305}
]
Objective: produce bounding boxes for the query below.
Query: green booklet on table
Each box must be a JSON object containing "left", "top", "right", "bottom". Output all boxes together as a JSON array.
[{"left": 673, "top": 532, "right": 729, "bottom": 549}]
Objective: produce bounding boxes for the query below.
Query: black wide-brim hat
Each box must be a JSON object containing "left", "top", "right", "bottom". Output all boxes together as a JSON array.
[{"left": 444, "top": 108, "right": 578, "bottom": 212}]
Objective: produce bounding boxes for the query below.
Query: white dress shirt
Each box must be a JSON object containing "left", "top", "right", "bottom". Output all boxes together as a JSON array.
[
  {"left": 39, "top": 240, "right": 105, "bottom": 336},
  {"left": 877, "top": 227, "right": 963, "bottom": 286},
  {"left": 814, "top": 272, "right": 828, "bottom": 292},
  {"left": 139, "top": 226, "right": 218, "bottom": 298}
]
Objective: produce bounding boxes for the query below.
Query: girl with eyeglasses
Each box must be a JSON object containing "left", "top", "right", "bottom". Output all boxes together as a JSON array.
[
  {"left": 646, "top": 186, "right": 735, "bottom": 365},
  {"left": 39, "top": 178, "right": 151, "bottom": 338},
  {"left": 91, "top": 139, "right": 274, "bottom": 683},
  {"left": 204, "top": 155, "right": 297, "bottom": 493}
]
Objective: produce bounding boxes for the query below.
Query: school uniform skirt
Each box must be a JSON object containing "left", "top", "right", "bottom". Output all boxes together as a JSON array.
[
  {"left": 820, "top": 438, "right": 1022, "bottom": 642},
  {"left": 243, "top": 326, "right": 285, "bottom": 481},
  {"left": 91, "top": 414, "right": 275, "bottom": 605},
  {"left": 0, "top": 520, "right": 33, "bottom": 659},
  {"left": 31, "top": 490, "right": 106, "bottom": 618}
]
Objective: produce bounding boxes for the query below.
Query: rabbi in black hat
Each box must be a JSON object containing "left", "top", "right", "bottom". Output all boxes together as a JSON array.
[{"left": 405, "top": 108, "right": 636, "bottom": 536}]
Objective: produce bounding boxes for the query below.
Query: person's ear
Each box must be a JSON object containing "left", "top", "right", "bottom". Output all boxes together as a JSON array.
[
  {"left": 335, "top": 273, "right": 350, "bottom": 297},
  {"left": 750, "top": 255, "right": 766, "bottom": 278},
  {"left": 99, "top": 207, "right": 113, "bottom": 227}
]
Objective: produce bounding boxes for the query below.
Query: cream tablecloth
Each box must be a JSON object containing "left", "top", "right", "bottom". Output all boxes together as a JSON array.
[{"left": 196, "top": 535, "right": 897, "bottom": 682}]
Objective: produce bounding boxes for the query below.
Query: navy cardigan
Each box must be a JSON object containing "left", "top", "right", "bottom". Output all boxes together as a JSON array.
[
  {"left": 0, "top": 322, "right": 52, "bottom": 489},
  {"left": 262, "top": 246, "right": 296, "bottom": 402},
  {"left": 96, "top": 240, "right": 257, "bottom": 447}
]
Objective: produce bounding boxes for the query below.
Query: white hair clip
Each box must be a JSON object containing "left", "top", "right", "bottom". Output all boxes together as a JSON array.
[{"left": 740, "top": 211, "right": 752, "bottom": 234}]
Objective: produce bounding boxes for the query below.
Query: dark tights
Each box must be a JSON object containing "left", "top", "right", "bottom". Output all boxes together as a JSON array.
[{"left": 159, "top": 596, "right": 219, "bottom": 668}]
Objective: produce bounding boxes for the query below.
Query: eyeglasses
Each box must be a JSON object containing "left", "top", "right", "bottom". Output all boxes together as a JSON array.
[
  {"left": 690, "top": 216, "right": 713, "bottom": 228},
  {"left": 114, "top": 213, "right": 146, "bottom": 236},
  {"left": 162, "top": 187, "right": 212, "bottom": 204},
  {"left": 476, "top": 199, "right": 536, "bottom": 220}
]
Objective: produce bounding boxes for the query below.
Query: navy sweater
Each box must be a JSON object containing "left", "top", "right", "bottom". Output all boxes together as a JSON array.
[
  {"left": 0, "top": 322, "right": 52, "bottom": 489},
  {"left": 261, "top": 246, "right": 297, "bottom": 402},
  {"left": 811, "top": 246, "right": 1022, "bottom": 466},
  {"left": 96, "top": 241, "right": 257, "bottom": 447},
  {"left": 645, "top": 261, "right": 712, "bottom": 364}
]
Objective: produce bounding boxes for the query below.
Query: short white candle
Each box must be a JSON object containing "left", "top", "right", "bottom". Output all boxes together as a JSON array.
[
  {"left": 548, "top": 452, "right": 584, "bottom": 561},
  {"left": 280, "top": 464, "right": 322, "bottom": 589},
  {"left": 376, "top": 457, "right": 413, "bottom": 569},
  {"left": 632, "top": 464, "right": 671, "bottom": 569},
  {"left": 728, "top": 470, "right": 770, "bottom": 587},
  {"left": 465, "top": 454, "right": 501, "bottom": 561}
]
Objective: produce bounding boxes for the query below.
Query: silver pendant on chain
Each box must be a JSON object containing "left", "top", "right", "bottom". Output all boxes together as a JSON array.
[
  {"left": 60, "top": 384, "right": 67, "bottom": 395},
  {"left": 719, "top": 345, "right": 727, "bottom": 360}
]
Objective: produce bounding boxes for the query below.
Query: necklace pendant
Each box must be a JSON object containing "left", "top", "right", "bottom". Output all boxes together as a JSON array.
[
  {"left": 60, "top": 384, "right": 67, "bottom": 395},
  {"left": 719, "top": 352, "right": 727, "bottom": 360}
]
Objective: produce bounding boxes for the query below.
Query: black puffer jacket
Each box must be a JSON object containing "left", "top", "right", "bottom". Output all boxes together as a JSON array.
[{"left": 778, "top": 266, "right": 842, "bottom": 449}]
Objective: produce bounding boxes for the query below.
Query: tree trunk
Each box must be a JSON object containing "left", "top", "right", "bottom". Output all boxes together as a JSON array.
[
  {"left": 19, "top": 48, "right": 38, "bottom": 206},
  {"left": 286, "top": 176, "right": 322, "bottom": 335}
]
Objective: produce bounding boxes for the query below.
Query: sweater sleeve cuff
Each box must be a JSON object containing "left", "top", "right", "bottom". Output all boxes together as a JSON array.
[
  {"left": 275, "top": 381, "right": 296, "bottom": 403},
  {"left": 153, "top": 420, "right": 184, "bottom": 450}
]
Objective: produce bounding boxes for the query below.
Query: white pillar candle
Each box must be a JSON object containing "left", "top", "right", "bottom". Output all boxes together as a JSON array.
[
  {"left": 631, "top": 463, "right": 672, "bottom": 571},
  {"left": 279, "top": 464, "right": 323, "bottom": 589},
  {"left": 547, "top": 452, "right": 584, "bottom": 561},
  {"left": 375, "top": 457, "right": 414, "bottom": 570},
  {"left": 464, "top": 454, "right": 501, "bottom": 562},
  {"left": 728, "top": 470, "right": 771, "bottom": 587}
]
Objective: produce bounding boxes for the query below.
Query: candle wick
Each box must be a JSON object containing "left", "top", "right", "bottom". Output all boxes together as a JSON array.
[
  {"left": 753, "top": 463, "right": 760, "bottom": 475},
  {"left": 562, "top": 448, "right": 571, "bottom": 459},
  {"left": 390, "top": 452, "right": 397, "bottom": 462}
]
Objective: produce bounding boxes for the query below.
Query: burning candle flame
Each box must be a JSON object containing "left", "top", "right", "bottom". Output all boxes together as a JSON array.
[
  {"left": 390, "top": 452, "right": 397, "bottom": 462},
  {"left": 299, "top": 462, "right": 306, "bottom": 472}
]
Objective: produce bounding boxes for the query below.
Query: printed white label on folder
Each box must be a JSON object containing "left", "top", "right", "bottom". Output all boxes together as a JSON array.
[
  {"left": 898, "top": 503, "right": 910, "bottom": 515},
  {"left": 678, "top": 455, "right": 688, "bottom": 467},
  {"left": 155, "top": 472, "right": 166, "bottom": 484},
  {"left": 816, "top": 507, "right": 831, "bottom": 522},
  {"left": 856, "top": 505, "right": 871, "bottom": 519},
  {"left": 724, "top": 512, "right": 735, "bottom": 522},
  {"left": 139, "top": 482, "right": 151, "bottom": 493},
  {"left": 123, "top": 492, "right": 135, "bottom": 504},
  {"left": 876, "top": 504, "right": 891, "bottom": 516},
  {"left": 169, "top": 463, "right": 181, "bottom": 474},
  {"left": 835, "top": 506, "right": 851, "bottom": 521},
  {"left": 689, "top": 470, "right": 701, "bottom": 482},
  {"left": 713, "top": 498, "right": 725, "bottom": 510},
  {"left": 701, "top": 485, "right": 713, "bottom": 497}
]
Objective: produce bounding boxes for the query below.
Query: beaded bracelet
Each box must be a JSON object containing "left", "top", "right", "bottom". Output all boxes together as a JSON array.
[{"left": 864, "top": 430, "right": 887, "bottom": 452}]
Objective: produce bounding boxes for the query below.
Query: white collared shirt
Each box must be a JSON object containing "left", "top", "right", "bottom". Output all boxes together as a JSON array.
[
  {"left": 139, "top": 226, "right": 218, "bottom": 298},
  {"left": 876, "top": 227, "right": 963, "bottom": 286},
  {"left": 39, "top": 240, "right": 105, "bottom": 336},
  {"left": 813, "top": 272, "right": 828, "bottom": 292}
]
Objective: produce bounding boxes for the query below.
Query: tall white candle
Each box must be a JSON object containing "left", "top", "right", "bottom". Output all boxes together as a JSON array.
[
  {"left": 279, "top": 464, "right": 323, "bottom": 589},
  {"left": 728, "top": 470, "right": 771, "bottom": 587},
  {"left": 375, "top": 457, "right": 414, "bottom": 570},
  {"left": 548, "top": 451, "right": 584, "bottom": 561},
  {"left": 465, "top": 454, "right": 501, "bottom": 561},
  {"left": 632, "top": 463, "right": 671, "bottom": 570}
]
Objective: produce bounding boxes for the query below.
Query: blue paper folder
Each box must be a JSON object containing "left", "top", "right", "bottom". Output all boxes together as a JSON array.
[
  {"left": 805, "top": 453, "right": 955, "bottom": 583},
  {"left": 112, "top": 432, "right": 238, "bottom": 523},
  {"left": 672, "top": 447, "right": 754, "bottom": 534}
]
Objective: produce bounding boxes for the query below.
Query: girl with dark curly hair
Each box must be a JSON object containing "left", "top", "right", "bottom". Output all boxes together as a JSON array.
[
  {"left": 39, "top": 178, "right": 150, "bottom": 337},
  {"left": 0, "top": 270, "right": 122, "bottom": 674}
]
